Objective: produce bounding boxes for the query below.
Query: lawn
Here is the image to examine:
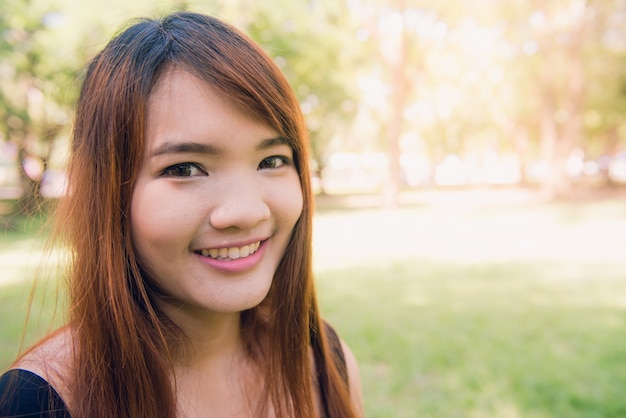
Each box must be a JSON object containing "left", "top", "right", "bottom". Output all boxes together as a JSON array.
[
  {"left": 2, "top": 191, "right": 626, "bottom": 417},
  {"left": 0, "top": 212, "right": 64, "bottom": 366},
  {"left": 314, "top": 193, "right": 626, "bottom": 417}
]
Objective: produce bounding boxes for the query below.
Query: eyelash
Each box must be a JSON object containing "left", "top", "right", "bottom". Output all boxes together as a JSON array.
[
  {"left": 161, "top": 162, "right": 207, "bottom": 177},
  {"left": 258, "top": 155, "right": 290, "bottom": 170},
  {"left": 160, "top": 156, "right": 290, "bottom": 178}
]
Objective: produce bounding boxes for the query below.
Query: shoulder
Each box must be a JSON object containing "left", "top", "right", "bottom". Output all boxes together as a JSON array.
[
  {"left": 0, "top": 369, "right": 71, "bottom": 417},
  {"left": 7, "top": 328, "right": 73, "bottom": 413},
  {"left": 323, "top": 322, "right": 365, "bottom": 417},
  {"left": 338, "top": 339, "right": 365, "bottom": 417}
]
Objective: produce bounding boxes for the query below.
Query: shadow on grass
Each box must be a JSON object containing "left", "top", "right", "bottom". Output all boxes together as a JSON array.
[{"left": 317, "top": 258, "right": 626, "bottom": 418}]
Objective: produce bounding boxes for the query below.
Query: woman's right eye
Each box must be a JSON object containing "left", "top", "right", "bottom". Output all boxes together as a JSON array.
[{"left": 161, "top": 163, "right": 206, "bottom": 177}]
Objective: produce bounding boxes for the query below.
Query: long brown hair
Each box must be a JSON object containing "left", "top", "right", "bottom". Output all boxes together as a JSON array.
[{"left": 53, "top": 11, "right": 356, "bottom": 418}]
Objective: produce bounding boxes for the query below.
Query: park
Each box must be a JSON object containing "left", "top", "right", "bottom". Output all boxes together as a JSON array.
[
  {"left": 2, "top": 188, "right": 626, "bottom": 417},
  {"left": 1, "top": 0, "right": 626, "bottom": 416}
]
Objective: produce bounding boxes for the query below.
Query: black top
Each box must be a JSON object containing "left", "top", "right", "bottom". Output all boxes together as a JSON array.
[
  {"left": 0, "top": 369, "right": 70, "bottom": 418},
  {"left": 0, "top": 324, "right": 348, "bottom": 417}
]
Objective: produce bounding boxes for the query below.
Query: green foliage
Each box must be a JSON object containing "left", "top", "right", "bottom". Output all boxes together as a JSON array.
[
  {"left": 1, "top": 0, "right": 626, "bottom": 209},
  {"left": 241, "top": 0, "right": 362, "bottom": 162}
]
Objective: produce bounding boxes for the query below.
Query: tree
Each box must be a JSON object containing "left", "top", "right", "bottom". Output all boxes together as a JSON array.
[
  {"left": 0, "top": 0, "right": 64, "bottom": 215},
  {"left": 349, "top": 0, "right": 626, "bottom": 197},
  {"left": 0, "top": 0, "right": 180, "bottom": 217},
  {"left": 2, "top": 0, "right": 624, "bottom": 214},
  {"left": 238, "top": 0, "right": 363, "bottom": 177}
]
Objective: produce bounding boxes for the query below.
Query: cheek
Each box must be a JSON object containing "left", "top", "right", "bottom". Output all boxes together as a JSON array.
[
  {"left": 129, "top": 183, "right": 194, "bottom": 263},
  {"left": 281, "top": 178, "right": 304, "bottom": 228}
]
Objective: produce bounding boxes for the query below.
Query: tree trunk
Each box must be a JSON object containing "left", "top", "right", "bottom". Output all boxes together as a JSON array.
[
  {"left": 383, "top": 2, "right": 408, "bottom": 209},
  {"left": 15, "top": 130, "right": 42, "bottom": 216},
  {"left": 535, "top": 0, "right": 587, "bottom": 199}
]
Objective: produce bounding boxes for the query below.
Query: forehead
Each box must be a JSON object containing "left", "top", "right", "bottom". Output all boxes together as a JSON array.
[
  {"left": 148, "top": 68, "right": 219, "bottom": 111},
  {"left": 149, "top": 66, "right": 264, "bottom": 125},
  {"left": 144, "top": 69, "right": 282, "bottom": 153}
]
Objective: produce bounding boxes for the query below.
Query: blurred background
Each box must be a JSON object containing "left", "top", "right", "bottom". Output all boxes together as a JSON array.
[{"left": 1, "top": 0, "right": 625, "bottom": 417}]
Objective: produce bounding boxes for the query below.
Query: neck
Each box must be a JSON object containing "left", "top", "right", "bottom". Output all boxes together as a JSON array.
[
  {"left": 164, "top": 308, "right": 265, "bottom": 418},
  {"left": 159, "top": 301, "right": 244, "bottom": 367}
]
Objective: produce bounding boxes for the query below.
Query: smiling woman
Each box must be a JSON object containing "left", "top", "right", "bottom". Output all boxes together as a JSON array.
[
  {"left": 0, "top": 12, "right": 363, "bottom": 418},
  {"left": 132, "top": 68, "right": 304, "bottom": 316}
]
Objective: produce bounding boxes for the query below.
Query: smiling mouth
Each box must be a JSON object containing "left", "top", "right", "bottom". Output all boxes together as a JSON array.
[{"left": 196, "top": 241, "right": 262, "bottom": 261}]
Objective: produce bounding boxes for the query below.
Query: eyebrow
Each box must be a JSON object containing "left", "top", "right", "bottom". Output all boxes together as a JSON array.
[
  {"left": 256, "top": 136, "right": 289, "bottom": 150},
  {"left": 150, "top": 136, "right": 289, "bottom": 158}
]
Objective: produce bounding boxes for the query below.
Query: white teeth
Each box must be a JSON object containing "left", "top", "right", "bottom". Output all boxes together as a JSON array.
[
  {"left": 200, "top": 241, "right": 261, "bottom": 260},
  {"left": 228, "top": 247, "right": 240, "bottom": 259}
]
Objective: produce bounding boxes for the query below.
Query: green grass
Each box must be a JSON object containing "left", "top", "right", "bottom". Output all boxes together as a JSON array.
[
  {"left": 318, "top": 260, "right": 626, "bottom": 418},
  {"left": 2, "top": 194, "right": 626, "bottom": 417},
  {"left": 314, "top": 196, "right": 626, "bottom": 417},
  {"left": 0, "top": 211, "right": 65, "bottom": 370},
  {"left": 0, "top": 279, "right": 65, "bottom": 369}
]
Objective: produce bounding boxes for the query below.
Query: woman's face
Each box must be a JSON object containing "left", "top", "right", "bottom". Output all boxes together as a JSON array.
[{"left": 130, "top": 69, "right": 303, "bottom": 321}]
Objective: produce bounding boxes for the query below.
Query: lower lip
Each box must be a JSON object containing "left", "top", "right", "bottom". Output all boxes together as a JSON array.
[{"left": 195, "top": 241, "right": 267, "bottom": 273}]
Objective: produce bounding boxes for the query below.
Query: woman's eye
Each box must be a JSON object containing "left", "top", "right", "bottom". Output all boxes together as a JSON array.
[
  {"left": 258, "top": 156, "right": 288, "bottom": 170},
  {"left": 162, "top": 163, "right": 206, "bottom": 177}
]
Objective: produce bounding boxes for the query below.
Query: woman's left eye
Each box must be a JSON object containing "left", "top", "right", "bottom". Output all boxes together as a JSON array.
[{"left": 258, "top": 156, "right": 288, "bottom": 170}]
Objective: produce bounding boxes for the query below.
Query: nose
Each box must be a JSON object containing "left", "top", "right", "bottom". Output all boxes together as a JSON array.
[{"left": 208, "top": 175, "right": 271, "bottom": 230}]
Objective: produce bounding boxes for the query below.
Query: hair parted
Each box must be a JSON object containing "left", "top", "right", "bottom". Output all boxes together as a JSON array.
[{"left": 53, "top": 11, "right": 356, "bottom": 418}]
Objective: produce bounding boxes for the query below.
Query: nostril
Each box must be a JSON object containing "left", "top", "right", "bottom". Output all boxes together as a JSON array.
[{"left": 209, "top": 200, "right": 270, "bottom": 230}]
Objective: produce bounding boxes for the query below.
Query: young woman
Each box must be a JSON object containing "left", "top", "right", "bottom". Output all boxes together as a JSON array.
[{"left": 0, "top": 12, "right": 364, "bottom": 418}]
